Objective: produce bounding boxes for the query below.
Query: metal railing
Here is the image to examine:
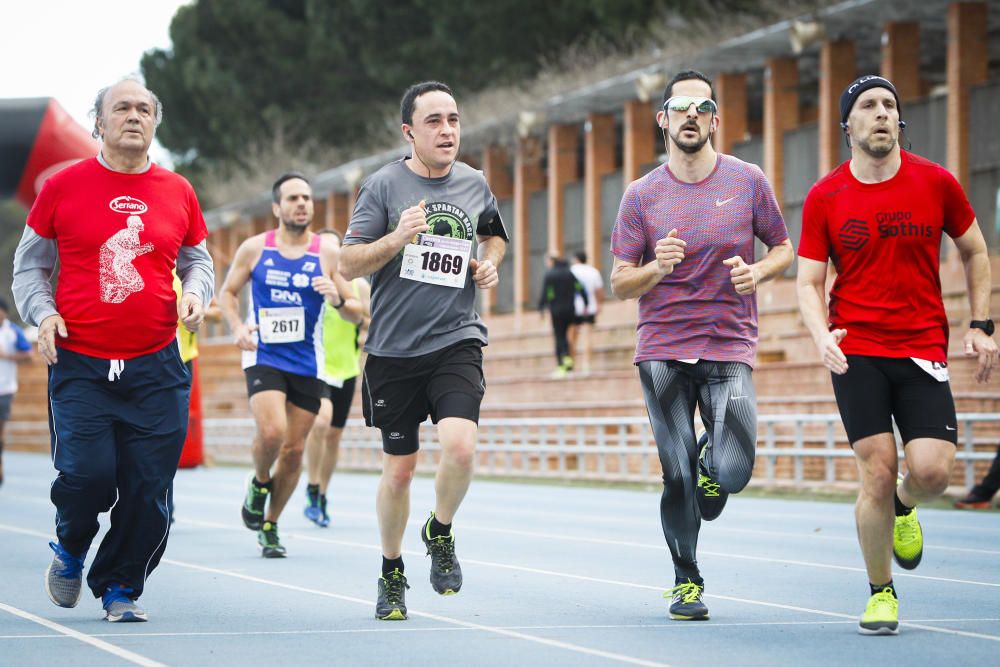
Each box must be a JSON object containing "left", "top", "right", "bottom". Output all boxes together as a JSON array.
[{"left": 203, "top": 413, "right": 1000, "bottom": 488}]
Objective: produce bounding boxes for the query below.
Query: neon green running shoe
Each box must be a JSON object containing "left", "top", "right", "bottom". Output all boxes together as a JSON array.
[
  {"left": 664, "top": 579, "right": 709, "bottom": 620},
  {"left": 241, "top": 474, "right": 269, "bottom": 530},
  {"left": 376, "top": 569, "right": 410, "bottom": 620},
  {"left": 858, "top": 588, "right": 899, "bottom": 635},
  {"left": 893, "top": 476, "right": 923, "bottom": 570},
  {"left": 696, "top": 431, "right": 728, "bottom": 521}
]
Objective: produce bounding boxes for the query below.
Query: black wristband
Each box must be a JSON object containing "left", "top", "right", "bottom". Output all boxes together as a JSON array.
[
  {"left": 332, "top": 296, "right": 345, "bottom": 309},
  {"left": 970, "top": 319, "right": 995, "bottom": 336}
]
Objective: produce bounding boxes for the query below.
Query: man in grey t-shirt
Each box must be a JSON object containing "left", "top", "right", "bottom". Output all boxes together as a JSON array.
[{"left": 341, "top": 81, "right": 508, "bottom": 621}]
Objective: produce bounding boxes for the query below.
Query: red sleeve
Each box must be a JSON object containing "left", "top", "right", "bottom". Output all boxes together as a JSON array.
[
  {"left": 25, "top": 177, "right": 59, "bottom": 239},
  {"left": 797, "top": 186, "right": 830, "bottom": 262},
  {"left": 938, "top": 166, "right": 976, "bottom": 239},
  {"left": 181, "top": 181, "right": 209, "bottom": 246}
]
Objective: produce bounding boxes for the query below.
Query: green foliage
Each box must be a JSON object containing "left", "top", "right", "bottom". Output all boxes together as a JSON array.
[{"left": 141, "top": 0, "right": 759, "bottom": 188}]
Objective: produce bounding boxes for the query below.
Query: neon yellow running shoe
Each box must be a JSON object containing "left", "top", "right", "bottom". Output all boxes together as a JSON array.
[
  {"left": 664, "top": 579, "right": 709, "bottom": 620},
  {"left": 893, "top": 476, "right": 923, "bottom": 570},
  {"left": 858, "top": 588, "right": 899, "bottom": 635}
]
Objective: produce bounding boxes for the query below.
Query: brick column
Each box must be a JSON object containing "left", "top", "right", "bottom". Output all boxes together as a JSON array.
[
  {"left": 881, "top": 22, "right": 921, "bottom": 102},
  {"left": 819, "top": 40, "right": 856, "bottom": 175},
  {"left": 623, "top": 99, "right": 655, "bottom": 185},
  {"left": 252, "top": 215, "right": 270, "bottom": 236},
  {"left": 312, "top": 196, "right": 327, "bottom": 233},
  {"left": 547, "top": 124, "right": 578, "bottom": 256},
  {"left": 514, "top": 136, "right": 545, "bottom": 314},
  {"left": 482, "top": 145, "right": 513, "bottom": 199},
  {"left": 715, "top": 73, "right": 748, "bottom": 155},
  {"left": 480, "top": 145, "right": 513, "bottom": 315},
  {"left": 584, "top": 113, "right": 615, "bottom": 273},
  {"left": 763, "top": 57, "right": 799, "bottom": 209},
  {"left": 329, "top": 192, "right": 350, "bottom": 235},
  {"left": 947, "top": 1, "right": 988, "bottom": 190}
]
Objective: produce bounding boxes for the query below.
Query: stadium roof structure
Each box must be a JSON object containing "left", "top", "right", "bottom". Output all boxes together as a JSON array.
[{"left": 207, "top": 0, "right": 999, "bottom": 228}]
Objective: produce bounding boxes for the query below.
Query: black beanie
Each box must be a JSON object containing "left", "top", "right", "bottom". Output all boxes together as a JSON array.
[{"left": 839, "top": 75, "right": 901, "bottom": 126}]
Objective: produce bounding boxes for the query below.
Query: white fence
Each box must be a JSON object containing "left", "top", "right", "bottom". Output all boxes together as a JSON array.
[{"left": 204, "top": 413, "right": 1000, "bottom": 488}]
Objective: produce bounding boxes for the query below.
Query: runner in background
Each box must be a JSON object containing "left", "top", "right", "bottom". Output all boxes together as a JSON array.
[{"left": 304, "top": 229, "right": 370, "bottom": 527}]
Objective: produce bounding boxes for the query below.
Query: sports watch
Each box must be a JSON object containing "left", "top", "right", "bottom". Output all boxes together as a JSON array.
[{"left": 970, "top": 319, "right": 995, "bottom": 336}]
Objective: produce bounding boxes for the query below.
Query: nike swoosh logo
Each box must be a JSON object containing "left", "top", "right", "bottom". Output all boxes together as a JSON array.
[
  {"left": 945, "top": 425, "right": 956, "bottom": 431},
  {"left": 715, "top": 197, "right": 735, "bottom": 207}
]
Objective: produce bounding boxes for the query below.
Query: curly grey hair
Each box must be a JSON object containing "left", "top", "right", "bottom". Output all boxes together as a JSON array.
[{"left": 91, "top": 77, "right": 163, "bottom": 140}]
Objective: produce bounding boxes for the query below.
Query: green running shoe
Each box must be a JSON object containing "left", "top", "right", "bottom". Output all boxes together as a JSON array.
[
  {"left": 893, "top": 476, "right": 923, "bottom": 570},
  {"left": 241, "top": 474, "right": 269, "bottom": 530},
  {"left": 258, "top": 521, "right": 287, "bottom": 558},
  {"left": 664, "top": 579, "right": 709, "bottom": 620},
  {"left": 696, "top": 431, "right": 728, "bottom": 521},
  {"left": 376, "top": 569, "right": 410, "bottom": 620},
  {"left": 858, "top": 588, "right": 899, "bottom": 635},
  {"left": 421, "top": 513, "right": 463, "bottom": 595}
]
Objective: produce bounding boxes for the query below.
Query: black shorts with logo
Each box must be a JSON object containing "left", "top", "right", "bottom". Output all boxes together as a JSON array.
[
  {"left": 362, "top": 340, "right": 485, "bottom": 455},
  {"left": 244, "top": 364, "right": 326, "bottom": 415},
  {"left": 831, "top": 355, "right": 958, "bottom": 446}
]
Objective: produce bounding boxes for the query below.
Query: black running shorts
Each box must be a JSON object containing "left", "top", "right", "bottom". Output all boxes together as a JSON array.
[
  {"left": 831, "top": 355, "right": 958, "bottom": 446},
  {"left": 362, "top": 340, "right": 485, "bottom": 455},
  {"left": 325, "top": 376, "right": 357, "bottom": 429},
  {"left": 244, "top": 364, "right": 326, "bottom": 415}
]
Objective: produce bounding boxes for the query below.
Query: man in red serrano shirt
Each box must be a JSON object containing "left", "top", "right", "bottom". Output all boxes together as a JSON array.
[
  {"left": 797, "top": 75, "right": 997, "bottom": 636},
  {"left": 12, "top": 78, "right": 214, "bottom": 623}
]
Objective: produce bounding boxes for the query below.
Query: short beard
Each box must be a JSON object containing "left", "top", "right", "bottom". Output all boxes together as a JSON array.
[
  {"left": 282, "top": 220, "right": 310, "bottom": 235},
  {"left": 670, "top": 129, "right": 710, "bottom": 155},
  {"left": 858, "top": 136, "right": 896, "bottom": 158}
]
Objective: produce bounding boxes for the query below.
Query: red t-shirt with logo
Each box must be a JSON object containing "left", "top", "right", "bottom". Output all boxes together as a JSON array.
[
  {"left": 26, "top": 158, "right": 208, "bottom": 359},
  {"left": 798, "top": 151, "right": 975, "bottom": 362}
]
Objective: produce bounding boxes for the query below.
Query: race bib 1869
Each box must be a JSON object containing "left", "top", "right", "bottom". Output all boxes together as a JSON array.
[
  {"left": 258, "top": 307, "right": 305, "bottom": 344},
  {"left": 911, "top": 358, "right": 949, "bottom": 382},
  {"left": 400, "top": 234, "right": 472, "bottom": 289}
]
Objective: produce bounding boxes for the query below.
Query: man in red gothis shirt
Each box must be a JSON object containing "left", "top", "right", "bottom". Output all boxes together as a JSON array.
[
  {"left": 12, "top": 78, "right": 214, "bottom": 623},
  {"left": 797, "top": 75, "right": 998, "bottom": 636}
]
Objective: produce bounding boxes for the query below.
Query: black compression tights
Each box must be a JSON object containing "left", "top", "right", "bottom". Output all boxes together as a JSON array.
[{"left": 638, "top": 360, "right": 758, "bottom": 581}]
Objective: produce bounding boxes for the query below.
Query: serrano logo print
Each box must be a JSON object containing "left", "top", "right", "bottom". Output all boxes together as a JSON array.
[
  {"left": 839, "top": 218, "right": 870, "bottom": 251},
  {"left": 109, "top": 195, "right": 149, "bottom": 215}
]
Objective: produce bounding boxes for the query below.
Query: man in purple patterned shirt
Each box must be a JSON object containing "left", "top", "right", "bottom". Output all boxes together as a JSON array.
[{"left": 611, "top": 70, "right": 793, "bottom": 621}]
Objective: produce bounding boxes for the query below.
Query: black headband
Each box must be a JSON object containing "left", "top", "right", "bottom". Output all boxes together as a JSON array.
[{"left": 840, "top": 75, "right": 901, "bottom": 127}]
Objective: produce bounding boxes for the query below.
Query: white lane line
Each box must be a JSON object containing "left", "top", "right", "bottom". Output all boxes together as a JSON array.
[
  {"left": 6, "top": 616, "right": 1000, "bottom": 642},
  {"left": 167, "top": 519, "right": 1000, "bottom": 642},
  {"left": 162, "top": 559, "right": 671, "bottom": 667},
  {"left": 172, "top": 516, "right": 1000, "bottom": 590},
  {"left": 0, "top": 602, "right": 167, "bottom": 667},
  {"left": 0, "top": 522, "right": 669, "bottom": 667},
  {"left": 167, "top": 492, "right": 1000, "bottom": 557},
  {"left": 4, "top": 617, "right": 1000, "bottom": 640}
]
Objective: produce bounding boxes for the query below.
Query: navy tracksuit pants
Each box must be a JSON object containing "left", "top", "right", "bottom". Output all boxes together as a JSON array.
[{"left": 48, "top": 342, "right": 190, "bottom": 599}]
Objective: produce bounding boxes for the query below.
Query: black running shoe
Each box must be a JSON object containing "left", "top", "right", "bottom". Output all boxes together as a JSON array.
[
  {"left": 665, "top": 579, "right": 709, "bottom": 620},
  {"left": 421, "top": 513, "right": 462, "bottom": 595},
  {"left": 376, "top": 569, "right": 409, "bottom": 620},
  {"left": 258, "top": 521, "right": 287, "bottom": 558},
  {"left": 696, "top": 430, "right": 728, "bottom": 521},
  {"left": 241, "top": 474, "right": 269, "bottom": 530}
]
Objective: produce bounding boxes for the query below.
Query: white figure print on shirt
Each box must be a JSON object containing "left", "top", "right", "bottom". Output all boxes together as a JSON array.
[{"left": 100, "top": 215, "right": 154, "bottom": 304}]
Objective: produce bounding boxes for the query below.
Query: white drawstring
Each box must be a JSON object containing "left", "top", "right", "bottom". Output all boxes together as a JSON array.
[{"left": 108, "top": 359, "right": 124, "bottom": 382}]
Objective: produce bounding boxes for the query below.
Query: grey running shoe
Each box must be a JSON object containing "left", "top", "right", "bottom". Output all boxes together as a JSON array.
[
  {"left": 665, "top": 579, "right": 709, "bottom": 620},
  {"left": 44, "top": 541, "right": 84, "bottom": 608},
  {"left": 102, "top": 585, "right": 147, "bottom": 623},
  {"left": 241, "top": 474, "right": 269, "bottom": 530},
  {"left": 421, "top": 513, "right": 462, "bottom": 595},
  {"left": 696, "top": 430, "right": 729, "bottom": 521},
  {"left": 258, "top": 521, "right": 287, "bottom": 558},
  {"left": 376, "top": 569, "right": 409, "bottom": 620}
]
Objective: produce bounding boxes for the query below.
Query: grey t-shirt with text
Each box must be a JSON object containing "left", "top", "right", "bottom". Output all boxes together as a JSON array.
[{"left": 344, "top": 158, "right": 505, "bottom": 358}]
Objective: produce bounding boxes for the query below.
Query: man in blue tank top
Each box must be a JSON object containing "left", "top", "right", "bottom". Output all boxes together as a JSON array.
[{"left": 219, "top": 172, "right": 346, "bottom": 558}]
